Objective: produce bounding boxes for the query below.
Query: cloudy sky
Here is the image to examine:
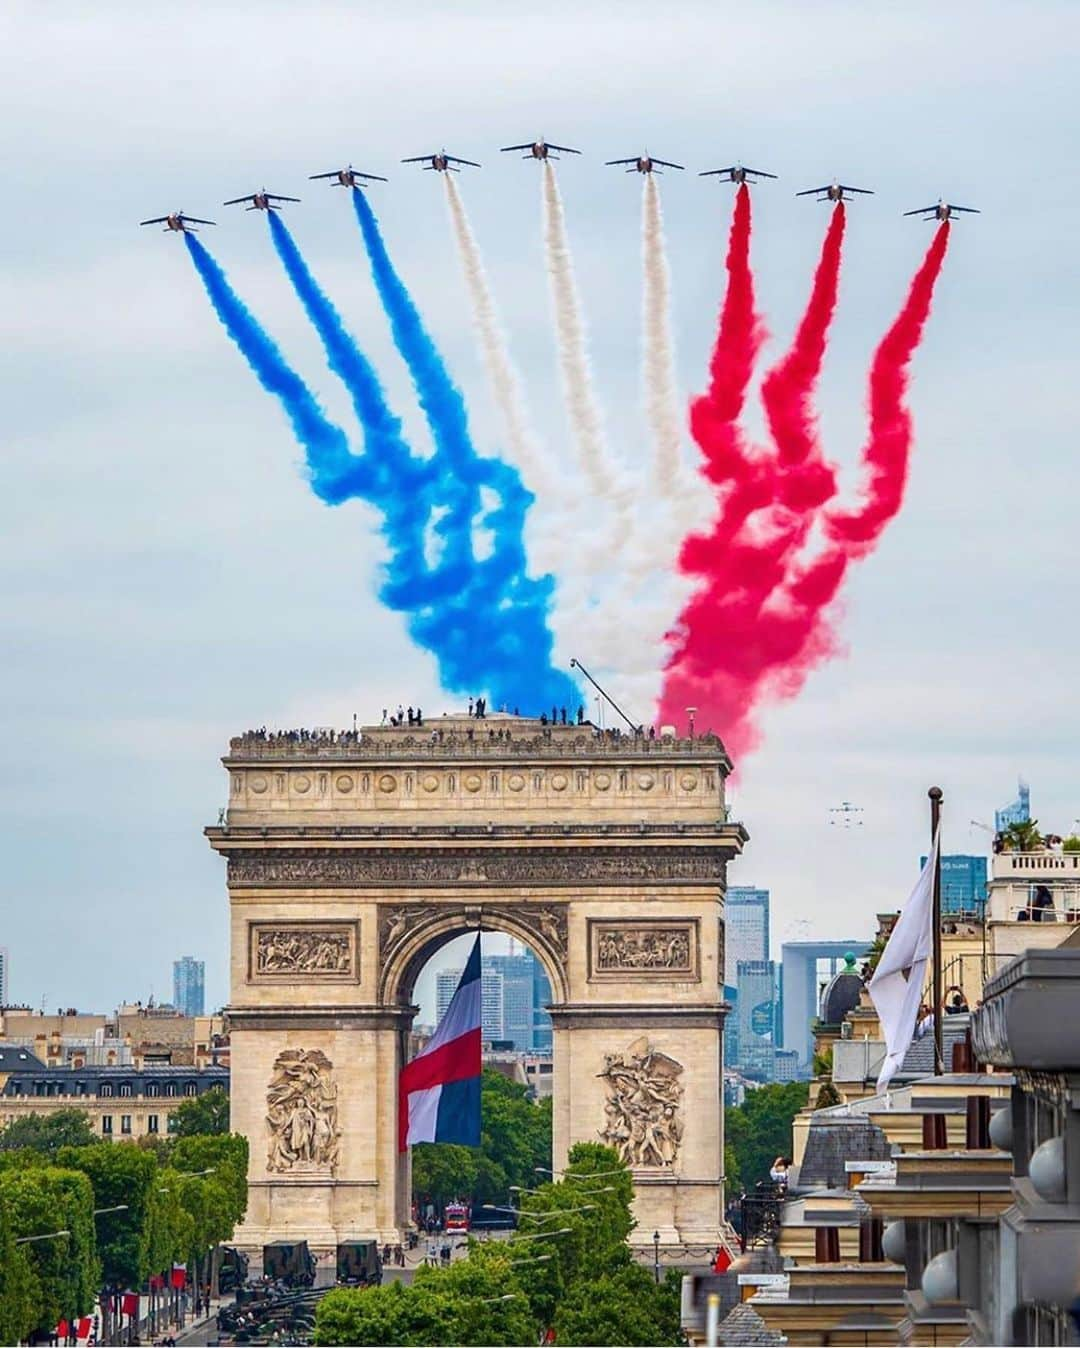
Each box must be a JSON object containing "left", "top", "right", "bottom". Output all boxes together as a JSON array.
[{"left": 2, "top": 2, "right": 1077, "bottom": 1020}]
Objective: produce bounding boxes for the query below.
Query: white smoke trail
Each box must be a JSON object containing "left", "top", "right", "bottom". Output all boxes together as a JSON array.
[
  {"left": 641, "top": 173, "right": 683, "bottom": 503},
  {"left": 443, "top": 174, "right": 556, "bottom": 505}
]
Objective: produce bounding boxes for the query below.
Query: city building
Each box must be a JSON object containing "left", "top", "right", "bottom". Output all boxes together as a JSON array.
[
  {"left": 435, "top": 949, "right": 553, "bottom": 1052},
  {"left": 735, "top": 959, "right": 777, "bottom": 1078},
  {"left": 724, "top": 886, "right": 770, "bottom": 985},
  {"left": 994, "top": 778, "right": 1030, "bottom": 833},
  {"left": 172, "top": 956, "right": 206, "bottom": 1017},
  {"left": 436, "top": 964, "right": 505, "bottom": 1044},
  {"left": 918, "top": 853, "right": 988, "bottom": 917},
  {"left": 774, "top": 1048, "right": 800, "bottom": 1082},
  {"left": 780, "top": 940, "right": 870, "bottom": 1072},
  {"left": 0, "top": 1045, "right": 229, "bottom": 1142},
  {"left": 0, "top": 947, "right": 8, "bottom": 1005}
]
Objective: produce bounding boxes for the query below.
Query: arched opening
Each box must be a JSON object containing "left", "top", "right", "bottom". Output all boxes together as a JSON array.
[{"left": 387, "top": 920, "right": 563, "bottom": 1242}]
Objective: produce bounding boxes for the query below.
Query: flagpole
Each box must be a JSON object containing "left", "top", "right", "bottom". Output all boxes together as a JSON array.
[{"left": 929, "top": 786, "right": 944, "bottom": 1075}]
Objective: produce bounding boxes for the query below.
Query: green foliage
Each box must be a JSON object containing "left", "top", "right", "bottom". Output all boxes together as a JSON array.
[
  {"left": 171, "top": 1085, "right": 230, "bottom": 1137},
  {"left": 1063, "top": 835, "right": 1080, "bottom": 854},
  {"left": 553, "top": 1262, "right": 682, "bottom": 1347},
  {"left": 0, "top": 1191, "right": 38, "bottom": 1345},
  {"left": 725, "top": 1081, "right": 809, "bottom": 1192},
  {"left": 315, "top": 1244, "right": 535, "bottom": 1346},
  {"left": 0, "top": 1109, "right": 97, "bottom": 1156},
  {"left": 724, "top": 1143, "right": 741, "bottom": 1195},
  {"left": 411, "top": 1069, "right": 552, "bottom": 1210},
  {"left": 0, "top": 1164, "right": 99, "bottom": 1332},
  {"left": 1003, "top": 819, "right": 1043, "bottom": 852},
  {"left": 57, "top": 1142, "right": 159, "bottom": 1289},
  {"left": 812, "top": 1044, "right": 834, "bottom": 1077},
  {"left": 815, "top": 1080, "right": 842, "bottom": 1109}
]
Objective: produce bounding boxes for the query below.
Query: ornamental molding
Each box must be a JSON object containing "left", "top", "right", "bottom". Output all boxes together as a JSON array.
[
  {"left": 589, "top": 919, "right": 699, "bottom": 981},
  {"left": 227, "top": 847, "right": 725, "bottom": 889},
  {"left": 248, "top": 922, "right": 359, "bottom": 983},
  {"left": 266, "top": 1048, "right": 340, "bottom": 1175}
]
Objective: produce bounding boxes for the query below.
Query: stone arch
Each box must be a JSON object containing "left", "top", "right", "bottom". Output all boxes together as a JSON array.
[{"left": 378, "top": 905, "right": 569, "bottom": 1008}]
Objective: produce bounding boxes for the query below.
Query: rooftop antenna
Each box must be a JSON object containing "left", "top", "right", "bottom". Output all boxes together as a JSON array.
[{"left": 569, "top": 658, "right": 638, "bottom": 733}]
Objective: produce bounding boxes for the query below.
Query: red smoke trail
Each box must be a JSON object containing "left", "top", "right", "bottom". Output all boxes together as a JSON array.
[{"left": 660, "top": 222, "right": 951, "bottom": 757}]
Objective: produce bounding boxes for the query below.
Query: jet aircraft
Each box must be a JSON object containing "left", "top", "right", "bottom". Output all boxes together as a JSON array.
[
  {"left": 605, "top": 153, "right": 684, "bottom": 174},
  {"left": 223, "top": 189, "right": 301, "bottom": 212},
  {"left": 903, "top": 198, "right": 979, "bottom": 222},
  {"left": 138, "top": 211, "right": 216, "bottom": 233},
  {"left": 699, "top": 164, "right": 777, "bottom": 184},
  {"left": 309, "top": 165, "right": 388, "bottom": 188},
  {"left": 796, "top": 181, "right": 873, "bottom": 203},
  {"left": 401, "top": 151, "right": 480, "bottom": 172},
  {"left": 500, "top": 138, "right": 581, "bottom": 161}
]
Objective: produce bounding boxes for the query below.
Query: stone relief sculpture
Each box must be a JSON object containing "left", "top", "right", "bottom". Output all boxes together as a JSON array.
[
  {"left": 598, "top": 1037, "right": 684, "bottom": 1169},
  {"left": 595, "top": 925, "right": 693, "bottom": 973},
  {"left": 255, "top": 927, "right": 352, "bottom": 976},
  {"left": 378, "top": 902, "right": 568, "bottom": 967},
  {"left": 266, "top": 1049, "right": 340, "bottom": 1174}
]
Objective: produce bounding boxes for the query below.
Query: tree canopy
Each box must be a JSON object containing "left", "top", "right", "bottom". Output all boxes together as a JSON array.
[
  {"left": 0, "top": 1109, "right": 97, "bottom": 1156},
  {"left": 171, "top": 1085, "right": 230, "bottom": 1137},
  {"left": 725, "top": 1080, "right": 809, "bottom": 1192}
]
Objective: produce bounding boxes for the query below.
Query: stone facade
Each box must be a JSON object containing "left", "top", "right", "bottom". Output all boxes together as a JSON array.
[{"left": 207, "top": 717, "right": 747, "bottom": 1253}]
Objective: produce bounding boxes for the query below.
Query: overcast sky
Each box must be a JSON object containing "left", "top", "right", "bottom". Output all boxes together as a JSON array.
[{"left": 2, "top": 2, "right": 1077, "bottom": 1021}]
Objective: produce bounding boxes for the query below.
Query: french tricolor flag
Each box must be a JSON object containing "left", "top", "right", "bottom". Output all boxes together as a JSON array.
[{"left": 399, "top": 934, "right": 482, "bottom": 1151}]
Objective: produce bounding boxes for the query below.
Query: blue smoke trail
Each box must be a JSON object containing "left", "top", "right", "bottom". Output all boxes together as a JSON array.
[
  {"left": 348, "top": 189, "right": 580, "bottom": 709},
  {"left": 188, "top": 228, "right": 577, "bottom": 710}
]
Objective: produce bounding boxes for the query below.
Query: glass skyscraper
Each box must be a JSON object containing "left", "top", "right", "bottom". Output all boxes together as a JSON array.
[
  {"left": 172, "top": 956, "right": 205, "bottom": 1017},
  {"left": 724, "top": 886, "right": 770, "bottom": 986},
  {"left": 919, "top": 853, "right": 989, "bottom": 917},
  {"left": 436, "top": 949, "right": 552, "bottom": 1051}
]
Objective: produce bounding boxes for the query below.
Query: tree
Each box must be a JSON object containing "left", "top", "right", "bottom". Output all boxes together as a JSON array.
[
  {"left": 554, "top": 1262, "right": 682, "bottom": 1347},
  {"left": 0, "top": 1109, "right": 96, "bottom": 1156},
  {"left": 171, "top": 1086, "right": 230, "bottom": 1137},
  {"left": 815, "top": 1080, "right": 842, "bottom": 1109},
  {"left": 0, "top": 1190, "right": 38, "bottom": 1346},
  {"left": 725, "top": 1081, "right": 809, "bottom": 1191},
  {"left": 0, "top": 1165, "right": 99, "bottom": 1334},
  {"left": 412, "top": 1144, "right": 478, "bottom": 1210},
  {"left": 57, "top": 1143, "right": 159, "bottom": 1291},
  {"left": 314, "top": 1244, "right": 535, "bottom": 1346},
  {"left": 1003, "top": 818, "right": 1042, "bottom": 852}
]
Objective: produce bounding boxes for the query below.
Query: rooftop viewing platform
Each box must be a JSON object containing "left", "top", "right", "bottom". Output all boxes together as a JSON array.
[{"left": 225, "top": 713, "right": 731, "bottom": 767}]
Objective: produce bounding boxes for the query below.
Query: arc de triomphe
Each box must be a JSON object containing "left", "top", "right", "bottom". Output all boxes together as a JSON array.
[{"left": 206, "top": 715, "right": 746, "bottom": 1253}]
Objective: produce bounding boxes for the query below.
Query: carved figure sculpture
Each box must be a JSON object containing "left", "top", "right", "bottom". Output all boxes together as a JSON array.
[
  {"left": 598, "top": 1036, "right": 684, "bottom": 1169},
  {"left": 595, "top": 926, "right": 691, "bottom": 972},
  {"left": 266, "top": 1049, "right": 340, "bottom": 1173},
  {"left": 256, "top": 929, "right": 351, "bottom": 976}
]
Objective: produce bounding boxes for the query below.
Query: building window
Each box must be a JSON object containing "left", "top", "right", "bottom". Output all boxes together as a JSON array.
[
  {"left": 119, "top": 1083, "right": 132, "bottom": 1098},
  {"left": 121, "top": 1115, "right": 132, "bottom": 1135},
  {"left": 102, "top": 1115, "right": 113, "bottom": 1135},
  {"left": 100, "top": 1083, "right": 114, "bottom": 1098},
  {"left": 146, "top": 1082, "right": 159, "bottom": 1098},
  {"left": 165, "top": 1083, "right": 177, "bottom": 1097},
  {"left": 148, "top": 1114, "right": 159, "bottom": 1134},
  {"left": 184, "top": 1082, "right": 197, "bottom": 1097},
  {"left": 166, "top": 1114, "right": 178, "bottom": 1134}
]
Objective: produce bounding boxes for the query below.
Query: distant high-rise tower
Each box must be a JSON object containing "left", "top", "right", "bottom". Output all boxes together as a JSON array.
[
  {"left": 724, "top": 887, "right": 770, "bottom": 987},
  {"left": 172, "top": 956, "right": 205, "bottom": 1017},
  {"left": 919, "top": 853, "right": 989, "bottom": 917},
  {"left": 0, "top": 947, "right": 8, "bottom": 1006},
  {"left": 436, "top": 965, "right": 504, "bottom": 1043},
  {"left": 735, "top": 959, "right": 777, "bottom": 1078}
]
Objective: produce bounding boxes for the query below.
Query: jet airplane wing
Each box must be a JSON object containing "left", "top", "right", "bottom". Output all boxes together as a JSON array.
[
  {"left": 605, "top": 157, "right": 639, "bottom": 165},
  {"left": 903, "top": 204, "right": 939, "bottom": 216},
  {"left": 545, "top": 144, "right": 581, "bottom": 154},
  {"left": 500, "top": 143, "right": 535, "bottom": 152},
  {"left": 401, "top": 156, "right": 433, "bottom": 163},
  {"left": 950, "top": 204, "right": 979, "bottom": 213},
  {"left": 182, "top": 216, "right": 217, "bottom": 225},
  {"left": 795, "top": 185, "right": 831, "bottom": 196},
  {"left": 223, "top": 194, "right": 257, "bottom": 205},
  {"left": 265, "top": 194, "right": 301, "bottom": 202},
  {"left": 652, "top": 158, "right": 685, "bottom": 170},
  {"left": 445, "top": 156, "right": 481, "bottom": 167},
  {"left": 139, "top": 217, "right": 170, "bottom": 225},
  {"left": 839, "top": 185, "right": 873, "bottom": 195},
  {"left": 309, "top": 171, "right": 340, "bottom": 180}
]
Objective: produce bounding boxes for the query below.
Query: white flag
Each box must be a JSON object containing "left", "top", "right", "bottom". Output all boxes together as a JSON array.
[{"left": 868, "top": 827, "right": 940, "bottom": 1093}]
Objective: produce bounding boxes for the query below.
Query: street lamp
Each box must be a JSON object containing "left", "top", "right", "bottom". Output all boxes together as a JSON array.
[
  {"left": 481, "top": 1294, "right": 521, "bottom": 1304},
  {"left": 521, "top": 1207, "right": 595, "bottom": 1219},
  {"left": 16, "top": 1230, "right": 70, "bottom": 1244},
  {"left": 93, "top": 1205, "right": 129, "bottom": 1216},
  {"left": 535, "top": 1166, "right": 625, "bottom": 1180},
  {"left": 653, "top": 1230, "right": 661, "bottom": 1285},
  {"left": 507, "top": 1228, "right": 573, "bottom": 1244}
]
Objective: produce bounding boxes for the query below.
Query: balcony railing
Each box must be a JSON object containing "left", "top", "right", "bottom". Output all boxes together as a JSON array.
[{"left": 993, "top": 851, "right": 1080, "bottom": 876}]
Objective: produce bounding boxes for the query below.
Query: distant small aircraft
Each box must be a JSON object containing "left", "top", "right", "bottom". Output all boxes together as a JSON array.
[
  {"left": 796, "top": 180, "right": 873, "bottom": 203},
  {"left": 829, "top": 801, "right": 865, "bottom": 827},
  {"left": 903, "top": 198, "right": 979, "bottom": 222},
  {"left": 138, "top": 211, "right": 215, "bottom": 233},
  {"left": 401, "top": 150, "right": 480, "bottom": 173},
  {"left": 309, "top": 165, "right": 388, "bottom": 188},
  {"left": 605, "top": 152, "right": 684, "bottom": 175},
  {"left": 500, "top": 138, "right": 581, "bottom": 161},
  {"left": 223, "top": 189, "right": 301, "bottom": 212},
  {"left": 699, "top": 164, "right": 777, "bottom": 184}
]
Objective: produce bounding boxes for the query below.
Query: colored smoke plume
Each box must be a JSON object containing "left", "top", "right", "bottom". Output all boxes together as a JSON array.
[
  {"left": 659, "top": 209, "right": 950, "bottom": 758},
  {"left": 641, "top": 173, "right": 684, "bottom": 504}
]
